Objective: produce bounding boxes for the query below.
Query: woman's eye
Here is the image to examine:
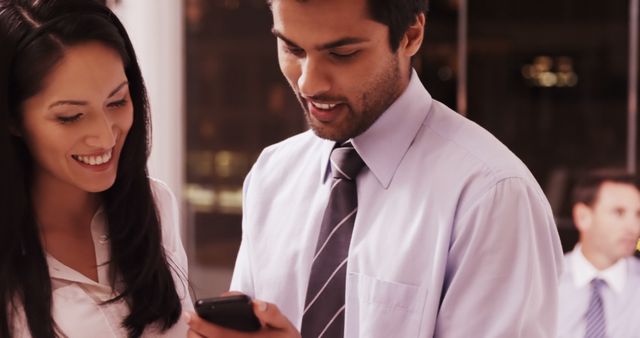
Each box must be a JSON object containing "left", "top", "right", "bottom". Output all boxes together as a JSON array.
[
  {"left": 108, "top": 99, "right": 128, "bottom": 108},
  {"left": 57, "top": 113, "right": 83, "bottom": 124}
]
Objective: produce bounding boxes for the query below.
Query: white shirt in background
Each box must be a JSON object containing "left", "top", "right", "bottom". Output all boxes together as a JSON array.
[{"left": 558, "top": 246, "right": 640, "bottom": 338}]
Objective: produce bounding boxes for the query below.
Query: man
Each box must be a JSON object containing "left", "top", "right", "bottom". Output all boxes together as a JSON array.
[
  {"left": 187, "top": 0, "right": 564, "bottom": 336},
  {"left": 557, "top": 170, "right": 640, "bottom": 338}
]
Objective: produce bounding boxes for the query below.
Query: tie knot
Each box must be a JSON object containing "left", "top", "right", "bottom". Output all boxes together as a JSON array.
[
  {"left": 591, "top": 278, "right": 607, "bottom": 291},
  {"left": 330, "top": 143, "right": 365, "bottom": 180}
]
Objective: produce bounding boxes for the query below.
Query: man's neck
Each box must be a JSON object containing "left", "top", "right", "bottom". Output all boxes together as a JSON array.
[{"left": 580, "top": 245, "right": 620, "bottom": 271}]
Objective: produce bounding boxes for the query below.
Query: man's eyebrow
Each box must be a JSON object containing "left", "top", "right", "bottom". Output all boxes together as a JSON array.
[
  {"left": 272, "top": 28, "right": 369, "bottom": 51},
  {"left": 319, "top": 37, "right": 369, "bottom": 50},
  {"left": 272, "top": 29, "right": 300, "bottom": 48},
  {"left": 47, "top": 81, "right": 129, "bottom": 109}
]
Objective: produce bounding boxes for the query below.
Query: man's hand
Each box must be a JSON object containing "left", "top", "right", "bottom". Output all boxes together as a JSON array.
[{"left": 185, "top": 299, "right": 301, "bottom": 338}]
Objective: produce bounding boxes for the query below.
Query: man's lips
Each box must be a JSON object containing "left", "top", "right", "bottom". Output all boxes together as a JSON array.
[
  {"left": 311, "top": 101, "right": 338, "bottom": 110},
  {"left": 307, "top": 100, "right": 344, "bottom": 123}
]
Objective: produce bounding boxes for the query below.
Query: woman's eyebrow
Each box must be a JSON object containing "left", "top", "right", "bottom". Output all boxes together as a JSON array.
[{"left": 107, "top": 81, "right": 129, "bottom": 98}]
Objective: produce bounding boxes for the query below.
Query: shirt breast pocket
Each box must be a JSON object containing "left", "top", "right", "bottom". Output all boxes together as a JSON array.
[{"left": 346, "top": 272, "right": 422, "bottom": 338}]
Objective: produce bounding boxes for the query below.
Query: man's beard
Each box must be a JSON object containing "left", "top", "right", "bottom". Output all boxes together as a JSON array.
[{"left": 296, "top": 56, "right": 402, "bottom": 142}]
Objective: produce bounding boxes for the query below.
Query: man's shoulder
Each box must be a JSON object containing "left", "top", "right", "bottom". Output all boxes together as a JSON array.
[
  {"left": 627, "top": 256, "right": 640, "bottom": 275},
  {"left": 431, "top": 102, "right": 523, "bottom": 166},
  {"left": 421, "top": 101, "right": 537, "bottom": 188},
  {"left": 621, "top": 257, "right": 640, "bottom": 298}
]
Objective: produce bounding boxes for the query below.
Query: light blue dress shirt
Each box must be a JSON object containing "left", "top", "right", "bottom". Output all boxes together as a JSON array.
[
  {"left": 558, "top": 247, "right": 640, "bottom": 338},
  {"left": 231, "top": 70, "right": 564, "bottom": 337}
]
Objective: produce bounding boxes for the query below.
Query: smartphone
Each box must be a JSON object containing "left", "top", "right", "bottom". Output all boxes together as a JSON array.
[{"left": 194, "top": 294, "right": 261, "bottom": 332}]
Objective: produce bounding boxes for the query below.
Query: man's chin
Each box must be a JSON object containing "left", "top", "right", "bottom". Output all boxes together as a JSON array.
[
  {"left": 305, "top": 111, "right": 366, "bottom": 142},
  {"left": 310, "top": 126, "right": 344, "bottom": 142},
  {"left": 308, "top": 122, "right": 349, "bottom": 142}
]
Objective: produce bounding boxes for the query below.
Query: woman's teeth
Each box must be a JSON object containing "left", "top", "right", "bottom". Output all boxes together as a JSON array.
[{"left": 72, "top": 149, "right": 112, "bottom": 166}]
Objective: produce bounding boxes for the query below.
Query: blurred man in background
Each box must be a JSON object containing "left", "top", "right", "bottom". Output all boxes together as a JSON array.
[{"left": 558, "top": 169, "right": 640, "bottom": 337}]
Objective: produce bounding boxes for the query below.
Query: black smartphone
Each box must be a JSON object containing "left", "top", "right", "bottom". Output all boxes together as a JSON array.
[{"left": 194, "top": 294, "right": 261, "bottom": 332}]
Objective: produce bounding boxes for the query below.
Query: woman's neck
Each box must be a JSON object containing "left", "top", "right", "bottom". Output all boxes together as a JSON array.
[{"left": 31, "top": 171, "right": 100, "bottom": 233}]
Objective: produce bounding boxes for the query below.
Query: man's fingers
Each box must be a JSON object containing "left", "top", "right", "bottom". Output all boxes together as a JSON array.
[
  {"left": 251, "top": 301, "right": 301, "bottom": 338},
  {"left": 185, "top": 312, "right": 219, "bottom": 336},
  {"left": 185, "top": 311, "right": 250, "bottom": 338},
  {"left": 221, "top": 290, "right": 245, "bottom": 297},
  {"left": 184, "top": 302, "right": 300, "bottom": 338},
  {"left": 252, "top": 301, "right": 296, "bottom": 333}
]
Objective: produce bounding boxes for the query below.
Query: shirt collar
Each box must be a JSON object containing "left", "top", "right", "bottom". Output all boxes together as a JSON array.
[
  {"left": 320, "top": 69, "right": 432, "bottom": 187},
  {"left": 319, "top": 137, "right": 336, "bottom": 183},
  {"left": 47, "top": 207, "right": 111, "bottom": 287},
  {"left": 571, "top": 244, "right": 627, "bottom": 293}
]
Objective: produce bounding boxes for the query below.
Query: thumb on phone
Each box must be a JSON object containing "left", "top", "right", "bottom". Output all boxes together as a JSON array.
[
  {"left": 252, "top": 300, "right": 299, "bottom": 337},
  {"left": 220, "top": 290, "right": 244, "bottom": 297},
  {"left": 184, "top": 311, "right": 245, "bottom": 338}
]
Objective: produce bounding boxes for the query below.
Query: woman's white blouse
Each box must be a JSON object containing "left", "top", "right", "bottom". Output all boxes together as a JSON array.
[{"left": 13, "top": 179, "right": 193, "bottom": 337}]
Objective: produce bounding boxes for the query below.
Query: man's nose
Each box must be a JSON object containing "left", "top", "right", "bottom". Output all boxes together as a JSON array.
[{"left": 297, "top": 56, "right": 330, "bottom": 98}]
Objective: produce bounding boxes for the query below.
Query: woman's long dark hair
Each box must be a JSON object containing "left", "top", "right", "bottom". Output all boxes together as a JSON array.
[{"left": 0, "top": 0, "right": 183, "bottom": 337}]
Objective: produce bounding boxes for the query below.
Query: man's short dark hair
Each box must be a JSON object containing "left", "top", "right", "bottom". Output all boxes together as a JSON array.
[
  {"left": 367, "top": 0, "right": 428, "bottom": 51},
  {"left": 267, "top": 0, "right": 429, "bottom": 52},
  {"left": 572, "top": 168, "right": 640, "bottom": 207}
]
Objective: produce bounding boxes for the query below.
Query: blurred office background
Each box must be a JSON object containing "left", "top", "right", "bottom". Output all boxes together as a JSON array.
[{"left": 107, "top": 0, "right": 639, "bottom": 298}]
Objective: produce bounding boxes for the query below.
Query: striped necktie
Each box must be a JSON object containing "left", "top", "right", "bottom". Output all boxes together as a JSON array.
[
  {"left": 300, "top": 143, "right": 365, "bottom": 338},
  {"left": 584, "top": 278, "right": 607, "bottom": 338}
]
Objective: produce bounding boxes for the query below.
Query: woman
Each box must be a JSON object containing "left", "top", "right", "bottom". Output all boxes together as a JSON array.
[{"left": 0, "top": 0, "right": 192, "bottom": 336}]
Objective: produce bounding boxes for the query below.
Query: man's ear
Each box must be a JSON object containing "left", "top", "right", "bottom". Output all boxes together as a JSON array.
[
  {"left": 399, "top": 13, "right": 426, "bottom": 57},
  {"left": 573, "top": 203, "right": 593, "bottom": 232}
]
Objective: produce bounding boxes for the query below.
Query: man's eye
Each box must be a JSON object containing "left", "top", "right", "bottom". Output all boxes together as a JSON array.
[
  {"left": 330, "top": 50, "right": 359, "bottom": 59},
  {"left": 57, "top": 113, "right": 83, "bottom": 124},
  {"left": 285, "top": 46, "right": 304, "bottom": 56}
]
